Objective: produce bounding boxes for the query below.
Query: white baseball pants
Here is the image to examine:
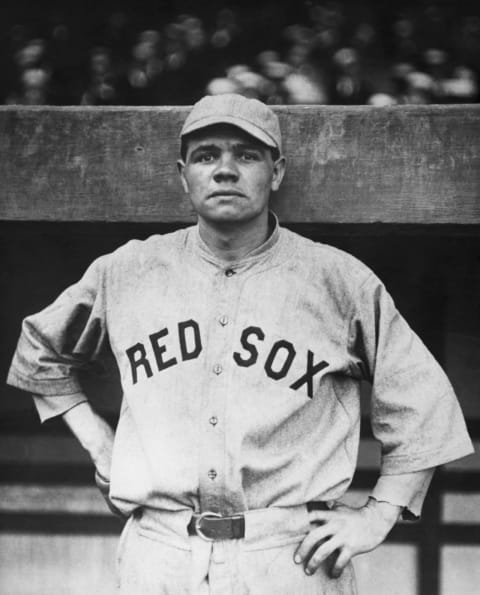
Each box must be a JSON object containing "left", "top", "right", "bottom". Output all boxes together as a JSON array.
[{"left": 116, "top": 506, "right": 357, "bottom": 594}]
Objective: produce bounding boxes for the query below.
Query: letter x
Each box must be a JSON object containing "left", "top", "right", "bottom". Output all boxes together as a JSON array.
[{"left": 289, "top": 350, "right": 328, "bottom": 399}]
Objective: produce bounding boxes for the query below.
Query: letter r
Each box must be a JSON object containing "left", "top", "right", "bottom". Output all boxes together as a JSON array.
[{"left": 126, "top": 342, "right": 153, "bottom": 384}]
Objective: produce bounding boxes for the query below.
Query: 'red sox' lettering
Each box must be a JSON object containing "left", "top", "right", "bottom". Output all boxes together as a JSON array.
[{"left": 126, "top": 320, "right": 328, "bottom": 398}]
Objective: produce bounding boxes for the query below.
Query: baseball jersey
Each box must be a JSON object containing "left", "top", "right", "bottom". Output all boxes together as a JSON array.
[{"left": 7, "top": 216, "right": 473, "bottom": 518}]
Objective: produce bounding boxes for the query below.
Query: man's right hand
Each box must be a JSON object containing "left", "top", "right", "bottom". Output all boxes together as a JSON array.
[
  {"left": 62, "top": 400, "right": 115, "bottom": 480},
  {"left": 62, "top": 400, "right": 127, "bottom": 516}
]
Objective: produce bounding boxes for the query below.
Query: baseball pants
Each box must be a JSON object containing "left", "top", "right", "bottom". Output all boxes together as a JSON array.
[{"left": 116, "top": 505, "right": 357, "bottom": 594}]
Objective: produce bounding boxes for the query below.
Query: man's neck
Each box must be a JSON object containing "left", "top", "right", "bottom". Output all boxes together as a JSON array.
[{"left": 198, "top": 214, "right": 272, "bottom": 263}]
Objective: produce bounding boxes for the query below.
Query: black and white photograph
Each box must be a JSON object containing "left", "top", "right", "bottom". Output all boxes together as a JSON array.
[{"left": 0, "top": 1, "right": 479, "bottom": 594}]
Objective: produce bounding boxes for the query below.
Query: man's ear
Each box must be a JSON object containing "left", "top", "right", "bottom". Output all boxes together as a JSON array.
[
  {"left": 271, "top": 156, "right": 286, "bottom": 192},
  {"left": 177, "top": 159, "right": 189, "bottom": 193}
]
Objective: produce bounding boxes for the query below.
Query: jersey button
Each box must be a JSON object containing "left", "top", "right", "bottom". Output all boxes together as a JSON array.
[
  {"left": 209, "top": 416, "right": 218, "bottom": 426},
  {"left": 213, "top": 363, "right": 223, "bottom": 375},
  {"left": 208, "top": 469, "right": 217, "bottom": 480},
  {"left": 219, "top": 315, "right": 229, "bottom": 326},
  {"left": 225, "top": 268, "right": 235, "bottom": 277}
]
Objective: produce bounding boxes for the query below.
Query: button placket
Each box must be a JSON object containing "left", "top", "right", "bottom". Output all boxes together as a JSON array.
[{"left": 198, "top": 268, "right": 240, "bottom": 512}]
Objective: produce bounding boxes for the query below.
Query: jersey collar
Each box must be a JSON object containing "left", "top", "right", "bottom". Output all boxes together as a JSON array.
[{"left": 189, "top": 211, "right": 282, "bottom": 272}]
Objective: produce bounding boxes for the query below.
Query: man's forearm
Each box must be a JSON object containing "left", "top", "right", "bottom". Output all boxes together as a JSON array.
[
  {"left": 62, "top": 399, "right": 115, "bottom": 479},
  {"left": 371, "top": 468, "right": 435, "bottom": 519}
]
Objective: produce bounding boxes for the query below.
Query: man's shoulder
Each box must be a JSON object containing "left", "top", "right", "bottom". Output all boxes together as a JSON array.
[
  {"left": 281, "top": 226, "right": 374, "bottom": 285},
  {"left": 86, "top": 227, "right": 193, "bottom": 279},
  {"left": 106, "top": 226, "right": 192, "bottom": 263}
]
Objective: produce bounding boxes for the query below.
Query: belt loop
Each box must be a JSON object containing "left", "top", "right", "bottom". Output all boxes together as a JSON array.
[{"left": 231, "top": 515, "right": 245, "bottom": 539}]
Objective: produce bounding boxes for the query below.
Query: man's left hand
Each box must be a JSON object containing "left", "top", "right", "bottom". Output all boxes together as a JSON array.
[{"left": 294, "top": 499, "right": 402, "bottom": 578}]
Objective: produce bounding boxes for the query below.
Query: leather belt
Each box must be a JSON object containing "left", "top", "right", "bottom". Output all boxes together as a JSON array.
[
  {"left": 188, "top": 512, "right": 245, "bottom": 541},
  {"left": 187, "top": 502, "right": 329, "bottom": 541}
]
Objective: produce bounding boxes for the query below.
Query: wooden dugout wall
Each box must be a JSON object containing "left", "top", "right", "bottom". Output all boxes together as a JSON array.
[
  {"left": 1, "top": 104, "right": 480, "bottom": 224},
  {"left": 0, "top": 105, "right": 479, "bottom": 595}
]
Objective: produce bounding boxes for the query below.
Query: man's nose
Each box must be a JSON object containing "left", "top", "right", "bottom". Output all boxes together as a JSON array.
[{"left": 213, "top": 154, "right": 239, "bottom": 182}]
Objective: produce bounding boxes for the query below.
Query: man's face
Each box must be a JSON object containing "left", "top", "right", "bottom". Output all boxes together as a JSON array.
[{"left": 177, "top": 124, "right": 285, "bottom": 226}]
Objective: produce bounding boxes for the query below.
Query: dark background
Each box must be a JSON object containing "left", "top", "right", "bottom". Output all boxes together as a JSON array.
[{"left": 0, "top": 0, "right": 479, "bottom": 106}]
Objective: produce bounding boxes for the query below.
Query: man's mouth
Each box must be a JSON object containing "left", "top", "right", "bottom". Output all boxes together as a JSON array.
[{"left": 209, "top": 190, "right": 245, "bottom": 198}]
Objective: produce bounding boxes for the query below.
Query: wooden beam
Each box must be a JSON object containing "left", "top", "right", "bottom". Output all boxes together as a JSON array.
[
  {"left": 0, "top": 484, "right": 109, "bottom": 515},
  {"left": 0, "top": 105, "right": 479, "bottom": 224}
]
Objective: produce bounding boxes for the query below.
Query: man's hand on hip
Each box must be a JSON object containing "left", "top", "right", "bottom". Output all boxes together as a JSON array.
[
  {"left": 62, "top": 400, "right": 115, "bottom": 479},
  {"left": 294, "top": 498, "right": 402, "bottom": 578}
]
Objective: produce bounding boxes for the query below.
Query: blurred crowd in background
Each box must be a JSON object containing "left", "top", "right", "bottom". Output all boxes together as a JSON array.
[{"left": 1, "top": 0, "right": 479, "bottom": 107}]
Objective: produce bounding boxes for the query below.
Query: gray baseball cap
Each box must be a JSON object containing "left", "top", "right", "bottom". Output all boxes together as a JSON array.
[{"left": 180, "top": 93, "right": 282, "bottom": 154}]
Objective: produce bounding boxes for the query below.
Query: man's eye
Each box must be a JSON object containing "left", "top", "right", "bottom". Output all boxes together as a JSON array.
[
  {"left": 196, "top": 153, "right": 215, "bottom": 163},
  {"left": 240, "top": 151, "right": 259, "bottom": 161}
]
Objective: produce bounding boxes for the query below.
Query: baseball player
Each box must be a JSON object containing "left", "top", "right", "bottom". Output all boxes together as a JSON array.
[{"left": 7, "top": 94, "right": 473, "bottom": 594}]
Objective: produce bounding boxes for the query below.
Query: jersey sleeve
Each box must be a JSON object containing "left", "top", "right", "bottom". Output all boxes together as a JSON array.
[
  {"left": 371, "top": 468, "right": 435, "bottom": 520},
  {"left": 7, "top": 255, "right": 110, "bottom": 421},
  {"left": 349, "top": 273, "right": 473, "bottom": 475}
]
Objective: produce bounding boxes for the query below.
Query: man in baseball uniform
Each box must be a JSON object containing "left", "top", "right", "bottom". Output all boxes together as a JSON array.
[{"left": 7, "top": 94, "right": 473, "bottom": 594}]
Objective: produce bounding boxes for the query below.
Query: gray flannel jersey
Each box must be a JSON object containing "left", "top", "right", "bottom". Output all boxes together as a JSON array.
[{"left": 7, "top": 218, "right": 473, "bottom": 517}]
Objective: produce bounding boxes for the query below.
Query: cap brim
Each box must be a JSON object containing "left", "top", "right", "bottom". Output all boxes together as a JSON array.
[{"left": 181, "top": 114, "right": 279, "bottom": 150}]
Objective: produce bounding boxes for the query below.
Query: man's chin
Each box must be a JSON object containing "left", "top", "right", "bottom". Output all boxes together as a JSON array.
[{"left": 202, "top": 207, "right": 252, "bottom": 224}]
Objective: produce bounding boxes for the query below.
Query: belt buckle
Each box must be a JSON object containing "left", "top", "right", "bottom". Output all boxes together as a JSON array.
[{"left": 195, "top": 511, "right": 222, "bottom": 541}]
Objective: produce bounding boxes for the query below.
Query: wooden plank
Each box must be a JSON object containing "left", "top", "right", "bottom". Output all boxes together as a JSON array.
[
  {"left": 0, "top": 513, "right": 121, "bottom": 534},
  {"left": 0, "top": 105, "right": 479, "bottom": 224},
  {"left": 0, "top": 534, "right": 118, "bottom": 595},
  {"left": 0, "top": 435, "right": 89, "bottom": 464},
  {"left": 0, "top": 485, "right": 108, "bottom": 515}
]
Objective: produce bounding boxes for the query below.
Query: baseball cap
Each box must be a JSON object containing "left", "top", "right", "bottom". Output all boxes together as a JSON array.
[{"left": 180, "top": 93, "right": 282, "bottom": 154}]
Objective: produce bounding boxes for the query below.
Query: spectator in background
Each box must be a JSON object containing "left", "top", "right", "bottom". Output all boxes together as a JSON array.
[
  {"left": 330, "top": 47, "right": 372, "bottom": 104},
  {"left": 125, "top": 30, "right": 164, "bottom": 105},
  {"left": 282, "top": 26, "right": 329, "bottom": 104},
  {"left": 81, "top": 46, "right": 126, "bottom": 106},
  {"left": 5, "top": 38, "right": 52, "bottom": 105}
]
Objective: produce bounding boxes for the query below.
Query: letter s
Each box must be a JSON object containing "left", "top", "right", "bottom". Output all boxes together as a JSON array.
[{"left": 233, "top": 326, "right": 265, "bottom": 367}]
